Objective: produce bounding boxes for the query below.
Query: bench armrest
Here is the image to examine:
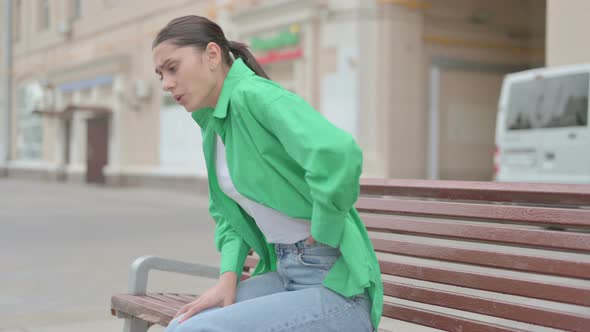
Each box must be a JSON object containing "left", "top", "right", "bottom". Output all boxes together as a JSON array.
[{"left": 128, "top": 255, "right": 219, "bottom": 295}]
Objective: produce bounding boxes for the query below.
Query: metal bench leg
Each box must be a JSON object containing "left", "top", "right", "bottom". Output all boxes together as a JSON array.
[{"left": 124, "top": 317, "right": 149, "bottom": 332}]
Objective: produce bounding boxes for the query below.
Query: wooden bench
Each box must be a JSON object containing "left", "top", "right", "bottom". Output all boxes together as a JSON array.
[{"left": 111, "top": 179, "right": 590, "bottom": 332}]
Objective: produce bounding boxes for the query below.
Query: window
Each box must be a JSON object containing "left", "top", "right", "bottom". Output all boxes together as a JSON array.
[
  {"left": 16, "top": 85, "right": 43, "bottom": 160},
  {"left": 38, "top": 0, "right": 50, "bottom": 31},
  {"left": 13, "top": 0, "right": 21, "bottom": 42},
  {"left": 506, "top": 73, "right": 589, "bottom": 130},
  {"left": 159, "top": 93, "right": 206, "bottom": 174},
  {"left": 71, "top": 0, "right": 82, "bottom": 20}
]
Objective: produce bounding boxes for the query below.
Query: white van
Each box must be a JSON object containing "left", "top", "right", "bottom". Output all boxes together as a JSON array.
[{"left": 494, "top": 64, "right": 590, "bottom": 184}]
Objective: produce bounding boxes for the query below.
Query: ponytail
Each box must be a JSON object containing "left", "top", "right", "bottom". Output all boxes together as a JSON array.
[
  {"left": 154, "top": 16, "right": 270, "bottom": 79},
  {"left": 228, "top": 40, "right": 270, "bottom": 79}
]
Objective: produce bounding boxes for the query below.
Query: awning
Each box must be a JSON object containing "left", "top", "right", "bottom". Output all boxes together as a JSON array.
[{"left": 33, "top": 104, "right": 111, "bottom": 119}]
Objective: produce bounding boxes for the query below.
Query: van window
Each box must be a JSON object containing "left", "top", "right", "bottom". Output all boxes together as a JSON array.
[{"left": 506, "top": 73, "right": 589, "bottom": 130}]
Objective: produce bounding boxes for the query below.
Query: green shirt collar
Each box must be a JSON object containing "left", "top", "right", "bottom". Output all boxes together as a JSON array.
[
  {"left": 191, "top": 107, "right": 213, "bottom": 128},
  {"left": 191, "top": 58, "right": 255, "bottom": 127}
]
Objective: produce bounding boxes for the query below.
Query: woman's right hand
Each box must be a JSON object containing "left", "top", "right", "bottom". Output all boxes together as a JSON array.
[{"left": 174, "top": 271, "right": 238, "bottom": 324}]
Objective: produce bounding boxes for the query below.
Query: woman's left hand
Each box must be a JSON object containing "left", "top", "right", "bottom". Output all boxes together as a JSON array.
[{"left": 305, "top": 235, "right": 316, "bottom": 245}]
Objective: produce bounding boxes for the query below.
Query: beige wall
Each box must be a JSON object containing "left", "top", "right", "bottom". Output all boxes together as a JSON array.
[
  {"left": 5, "top": 0, "right": 552, "bottom": 184},
  {"left": 11, "top": 0, "right": 211, "bottom": 174},
  {"left": 546, "top": 0, "right": 590, "bottom": 66},
  {"left": 374, "top": 0, "right": 544, "bottom": 180},
  {"left": 422, "top": 0, "right": 543, "bottom": 181},
  {"left": 437, "top": 69, "right": 504, "bottom": 180},
  {"left": 375, "top": 4, "right": 425, "bottom": 178}
]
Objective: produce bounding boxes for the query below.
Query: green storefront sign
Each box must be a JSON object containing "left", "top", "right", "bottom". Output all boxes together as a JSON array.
[{"left": 250, "top": 27, "right": 301, "bottom": 51}]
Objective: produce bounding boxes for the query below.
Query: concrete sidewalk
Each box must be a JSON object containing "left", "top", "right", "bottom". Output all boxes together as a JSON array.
[{"left": 0, "top": 179, "right": 220, "bottom": 332}]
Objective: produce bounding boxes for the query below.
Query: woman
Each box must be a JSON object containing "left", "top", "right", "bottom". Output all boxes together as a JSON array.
[{"left": 153, "top": 15, "right": 383, "bottom": 332}]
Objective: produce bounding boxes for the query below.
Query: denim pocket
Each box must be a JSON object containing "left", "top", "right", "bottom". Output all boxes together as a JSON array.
[
  {"left": 297, "top": 244, "right": 341, "bottom": 268},
  {"left": 298, "top": 253, "right": 339, "bottom": 267}
]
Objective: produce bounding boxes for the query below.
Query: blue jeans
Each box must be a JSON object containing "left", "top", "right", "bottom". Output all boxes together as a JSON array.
[{"left": 165, "top": 239, "right": 373, "bottom": 332}]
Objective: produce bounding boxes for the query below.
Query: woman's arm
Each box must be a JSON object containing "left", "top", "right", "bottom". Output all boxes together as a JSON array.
[
  {"left": 172, "top": 196, "right": 248, "bottom": 322},
  {"left": 243, "top": 88, "right": 363, "bottom": 248},
  {"left": 173, "top": 271, "right": 238, "bottom": 323},
  {"left": 209, "top": 195, "right": 251, "bottom": 277}
]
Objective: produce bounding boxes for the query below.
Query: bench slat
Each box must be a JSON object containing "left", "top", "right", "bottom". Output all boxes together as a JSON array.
[
  {"left": 171, "top": 294, "right": 197, "bottom": 303},
  {"left": 383, "top": 281, "right": 590, "bottom": 332},
  {"left": 129, "top": 295, "right": 179, "bottom": 316},
  {"left": 363, "top": 214, "right": 590, "bottom": 252},
  {"left": 357, "top": 197, "right": 590, "bottom": 228},
  {"left": 360, "top": 178, "right": 590, "bottom": 206},
  {"left": 112, "top": 179, "right": 590, "bottom": 331},
  {"left": 379, "top": 260, "right": 590, "bottom": 306},
  {"left": 372, "top": 238, "right": 590, "bottom": 279},
  {"left": 382, "top": 301, "right": 529, "bottom": 332},
  {"left": 145, "top": 294, "right": 186, "bottom": 308},
  {"left": 113, "top": 293, "right": 532, "bottom": 331},
  {"left": 248, "top": 249, "right": 590, "bottom": 305},
  {"left": 111, "top": 294, "right": 177, "bottom": 326},
  {"left": 161, "top": 293, "right": 196, "bottom": 304}
]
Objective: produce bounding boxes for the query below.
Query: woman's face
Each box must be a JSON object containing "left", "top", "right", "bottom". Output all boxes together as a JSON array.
[{"left": 153, "top": 41, "right": 224, "bottom": 112}]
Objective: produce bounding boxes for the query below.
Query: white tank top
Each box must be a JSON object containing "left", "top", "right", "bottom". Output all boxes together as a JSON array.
[{"left": 215, "top": 135, "right": 311, "bottom": 244}]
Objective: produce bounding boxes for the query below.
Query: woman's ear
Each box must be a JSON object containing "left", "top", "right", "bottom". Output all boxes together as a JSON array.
[{"left": 204, "top": 42, "right": 222, "bottom": 70}]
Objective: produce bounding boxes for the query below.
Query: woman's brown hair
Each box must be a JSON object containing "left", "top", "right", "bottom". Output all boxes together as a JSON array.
[{"left": 153, "top": 15, "right": 269, "bottom": 79}]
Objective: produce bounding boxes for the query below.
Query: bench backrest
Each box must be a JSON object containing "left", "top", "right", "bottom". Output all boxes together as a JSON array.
[{"left": 244, "top": 179, "right": 590, "bottom": 332}]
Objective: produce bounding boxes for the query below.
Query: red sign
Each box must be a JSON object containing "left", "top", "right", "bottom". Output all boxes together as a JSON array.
[{"left": 257, "top": 48, "right": 303, "bottom": 64}]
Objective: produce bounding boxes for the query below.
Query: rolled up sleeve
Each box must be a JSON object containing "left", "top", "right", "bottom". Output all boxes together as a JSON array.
[
  {"left": 209, "top": 197, "right": 251, "bottom": 276},
  {"left": 245, "top": 89, "right": 362, "bottom": 248}
]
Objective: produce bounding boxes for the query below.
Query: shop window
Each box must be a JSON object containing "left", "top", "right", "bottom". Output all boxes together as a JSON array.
[
  {"left": 70, "top": 0, "right": 82, "bottom": 20},
  {"left": 16, "top": 85, "right": 43, "bottom": 160}
]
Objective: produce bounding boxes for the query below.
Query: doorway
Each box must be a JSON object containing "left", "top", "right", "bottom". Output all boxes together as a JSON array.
[
  {"left": 86, "top": 117, "right": 109, "bottom": 184},
  {"left": 438, "top": 69, "right": 504, "bottom": 180},
  {"left": 427, "top": 60, "right": 530, "bottom": 180}
]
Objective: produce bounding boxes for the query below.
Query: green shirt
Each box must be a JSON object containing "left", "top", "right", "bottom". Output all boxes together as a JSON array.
[{"left": 191, "top": 58, "right": 383, "bottom": 329}]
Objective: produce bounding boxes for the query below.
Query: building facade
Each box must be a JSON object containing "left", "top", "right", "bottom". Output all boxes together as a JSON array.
[{"left": 0, "top": 0, "right": 581, "bottom": 190}]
